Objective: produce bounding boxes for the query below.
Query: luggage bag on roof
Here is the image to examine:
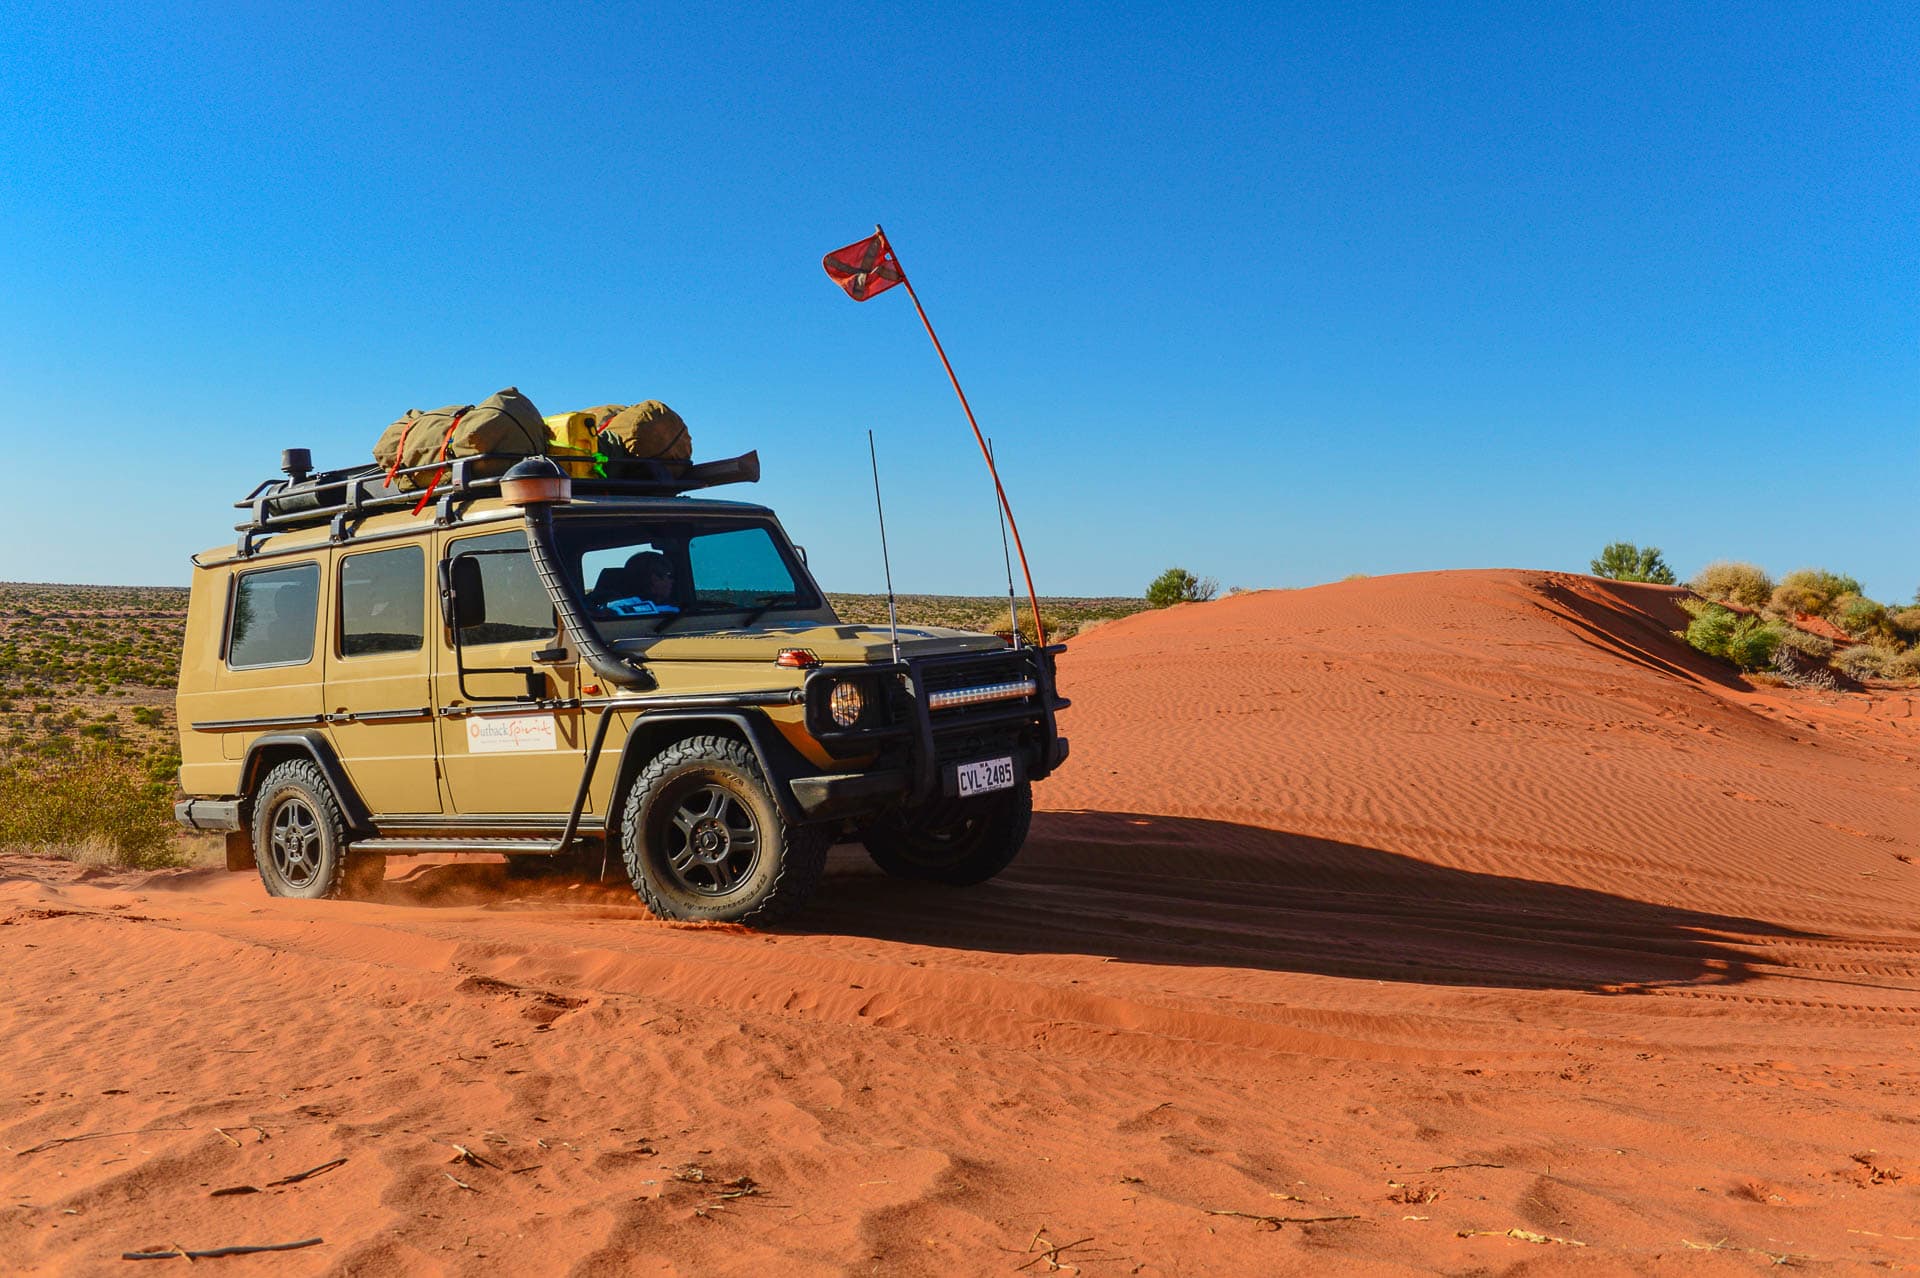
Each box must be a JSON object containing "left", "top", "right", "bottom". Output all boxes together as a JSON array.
[
  {"left": 372, "top": 388, "right": 548, "bottom": 490},
  {"left": 597, "top": 400, "right": 692, "bottom": 478}
]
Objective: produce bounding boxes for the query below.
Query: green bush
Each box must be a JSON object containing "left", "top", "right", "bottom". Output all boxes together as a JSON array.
[
  {"left": 1726, "top": 622, "right": 1783, "bottom": 672},
  {"left": 1689, "top": 561, "right": 1773, "bottom": 608},
  {"left": 1892, "top": 608, "right": 1920, "bottom": 641},
  {"left": 1146, "top": 567, "right": 1218, "bottom": 608},
  {"left": 1591, "top": 542, "right": 1676, "bottom": 584},
  {"left": 1682, "top": 601, "right": 1737, "bottom": 656},
  {"left": 1681, "top": 602, "right": 1783, "bottom": 672},
  {"left": 0, "top": 745, "right": 184, "bottom": 868},
  {"left": 1833, "top": 594, "right": 1890, "bottom": 639},
  {"left": 1770, "top": 568, "right": 1862, "bottom": 618}
]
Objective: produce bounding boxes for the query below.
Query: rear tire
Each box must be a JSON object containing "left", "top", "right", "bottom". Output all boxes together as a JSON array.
[
  {"left": 620, "top": 735, "right": 828, "bottom": 923},
  {"left": 250, "top": 759, "right": 351, "bottom": 900},
  {"left": 862, "top": 781, "right": 1032, "bottom": 886}
]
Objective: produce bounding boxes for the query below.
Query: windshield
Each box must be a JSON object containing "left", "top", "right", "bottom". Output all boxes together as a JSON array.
[{"left": 552, "top": 514, "right": 824, "bottom": 640}]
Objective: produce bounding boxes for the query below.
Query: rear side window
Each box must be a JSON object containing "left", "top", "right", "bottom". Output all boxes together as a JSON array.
[
  {"left": 228, "top": 562, "right": 320, "bottom": 669},
  {"left": 449, "top": 530, "right": 555, "bottom": 645},
  {"left": 340, "top": 546, "right": 424, "bottom": 656}
]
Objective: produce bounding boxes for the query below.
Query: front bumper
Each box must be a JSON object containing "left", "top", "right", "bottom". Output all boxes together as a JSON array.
[
  {"left": 789, "top": 769, "right": 911, "bottom": 820},
  {"left": 798, "top": 645, "right": 1070, "bottom": 809}
]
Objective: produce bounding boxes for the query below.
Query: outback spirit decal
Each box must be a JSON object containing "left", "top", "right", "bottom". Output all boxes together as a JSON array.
[{"left": 465, "top": 714, "right": 559, "bottom": 754}]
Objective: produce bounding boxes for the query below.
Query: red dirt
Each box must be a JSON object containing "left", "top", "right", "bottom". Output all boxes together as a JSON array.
[{"left": 3, "top": 569, "right": 1917, "bottom": 1274}]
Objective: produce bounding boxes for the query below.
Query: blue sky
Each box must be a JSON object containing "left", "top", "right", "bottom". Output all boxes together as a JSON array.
[{"left": 2, "top": 2, "right": 1914, "bottom": 601}]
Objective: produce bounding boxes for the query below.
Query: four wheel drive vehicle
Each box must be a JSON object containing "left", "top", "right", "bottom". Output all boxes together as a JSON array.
[{"left": 174, "top": 449, "right": 1069, "bottom": 923}]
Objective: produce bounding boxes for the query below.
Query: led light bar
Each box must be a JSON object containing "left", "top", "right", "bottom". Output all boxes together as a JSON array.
[{"left": 926, "top": 678, "right": 1037, "bottom": 711}]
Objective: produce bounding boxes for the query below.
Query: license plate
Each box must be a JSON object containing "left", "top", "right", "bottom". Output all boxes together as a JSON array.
[{"left": 955, "top": 755, "right": 1016, "bottom": 797}]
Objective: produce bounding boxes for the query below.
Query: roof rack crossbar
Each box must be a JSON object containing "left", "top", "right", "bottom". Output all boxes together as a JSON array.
[{"left": 229, "top": 450, "right": 761, "bottom": 539}]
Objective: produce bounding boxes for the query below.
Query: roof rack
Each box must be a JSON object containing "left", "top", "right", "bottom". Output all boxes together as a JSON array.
[{"left": 231, "top": 451, "right": 761, "bottom": 553}]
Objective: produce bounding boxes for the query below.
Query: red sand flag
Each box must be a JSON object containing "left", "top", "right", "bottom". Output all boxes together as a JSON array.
[
  {"left": 822, "top": 233, "right": 904, "bottom": 301},
  {"left": 821, "top": 225, "right": 1046, "bottom": 645}
]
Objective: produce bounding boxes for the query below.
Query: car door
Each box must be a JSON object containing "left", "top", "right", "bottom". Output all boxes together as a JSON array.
[
  {"left": 433, "top": 527, "right": 588, "bottom": 818},
  {"left": 208, "top": 556, "right": 328, "bottom": 763},
  {"left": 324, "top": 543, "right": 442, "bottom": 814}
]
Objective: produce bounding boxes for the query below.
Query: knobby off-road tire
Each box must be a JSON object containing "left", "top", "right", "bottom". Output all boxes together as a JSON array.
[
  {"left": 620, "top": 734, "right": 829, "bottom": 924},
  {"left": 862, "top": 780, "right": 1033, "bottom": 886},
  {"left": 251, "top": 759, "right": 362, "bottom": 900}
]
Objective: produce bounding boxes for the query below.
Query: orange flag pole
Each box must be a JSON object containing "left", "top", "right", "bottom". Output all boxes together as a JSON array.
[{"left": 874, "top": 224, "right": 1047, "bottom": 647}]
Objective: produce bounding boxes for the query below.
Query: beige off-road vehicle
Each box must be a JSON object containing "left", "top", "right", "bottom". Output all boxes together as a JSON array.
[{"left": 175, "top": 448, "right": 1068, "bottom": 923}]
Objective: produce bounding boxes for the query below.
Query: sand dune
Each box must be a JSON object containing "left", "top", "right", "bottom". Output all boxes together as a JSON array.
[{"left": 3, "top": 569, "right": 1917, "bottom": 1273}]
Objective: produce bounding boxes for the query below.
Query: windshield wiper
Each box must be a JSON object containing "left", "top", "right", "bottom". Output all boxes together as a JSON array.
[{"left": 733, "top": 595, "right": 789, "bottom": 629}]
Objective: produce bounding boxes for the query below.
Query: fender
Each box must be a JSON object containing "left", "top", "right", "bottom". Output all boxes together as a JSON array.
[
  {"left": 610, "top": 710, "right": 806, "bottom": 824},
  {"left": 240, "top": 730, "right": 376, "bottom": 837}
]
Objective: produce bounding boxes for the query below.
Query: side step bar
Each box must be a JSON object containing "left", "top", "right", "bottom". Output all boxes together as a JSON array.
[{"left": 347, "top": 837, "right": 587, "bottom": 856}]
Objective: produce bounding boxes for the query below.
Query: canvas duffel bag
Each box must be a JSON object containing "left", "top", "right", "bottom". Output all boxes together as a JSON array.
[
  {"left": 373, "top": 409, "right": 424, "bottom": 483},
  {"left": 600, "top": 400, "right": 692, "bottom": 476},
  {"left": 375, "top": 388, "right": 548, "bottom": 491}
]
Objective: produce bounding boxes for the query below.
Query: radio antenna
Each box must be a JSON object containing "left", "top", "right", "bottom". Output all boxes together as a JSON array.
[
  {"left": 867, "top": 430, "right": 901, "bottom": 664},
  {"left": 988, "top": 437, "right": 1020, "bottom": 646}
]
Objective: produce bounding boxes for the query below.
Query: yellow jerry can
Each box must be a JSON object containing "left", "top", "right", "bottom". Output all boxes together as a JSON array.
[{"left": 543, "top": 412, "right": 605, "bottom": 478}]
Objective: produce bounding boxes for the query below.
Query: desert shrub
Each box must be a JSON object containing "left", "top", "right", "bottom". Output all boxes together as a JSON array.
[
  {"left": 1882, "top": 647, "right": 1920, "bottom": 681},
  {"left": 1770, "top": 643, "right": 1839, "bottom": 691},
  {"left": 1591, "top": 542, "right": 1676, "bottom": 584},
  {"left": 1726, "top": 621, "right": 1783, "bottom": 672},
  {"left": 0, "top": 745, "right": 184, "bottom": 867},
  {"left": 1892, "top": 608, "right": 1920, "bottom": 641},
  {"left": 990, "top": 610, "right": 1063, "bottom": 646},
  {"left": 1146, "top": 567, "right": 1218, "bottom": 608},
  {"left": 1774, "top": 626, "right": 1834, "bottom": 660},
  {"left": 1833, "top": 594, "right": 1890, "bottom": 639},
  {"left": 1681, "top": 600, "right": 1736, "bottom": 653},
  {"left": 1770, "top": 568, "right": 1862, "bottom": 617},
  {"left": 1682, "top": 602, "right": 1782, "bottom": 672},
  {"left": 129, "top": 705, "right": 163, "bottom": 727},
  {"left": 1831, "top": 644, "right": 1890, "bottom": 682},
  {"left": 1689, "top": 561, "right": 1773, "bottom": 608}
]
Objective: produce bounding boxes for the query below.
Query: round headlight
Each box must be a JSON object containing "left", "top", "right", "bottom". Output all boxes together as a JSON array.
[{"left": 829, "top": 679, "right": 866, "bottom": 727}]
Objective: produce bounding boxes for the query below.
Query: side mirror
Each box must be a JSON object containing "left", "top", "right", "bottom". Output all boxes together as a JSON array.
[
  {"left": 794, "top": 545, "right": 808, "bottom": 566},
  {"left": 447, "top": 555, "right": 487, "bottom": 631}
]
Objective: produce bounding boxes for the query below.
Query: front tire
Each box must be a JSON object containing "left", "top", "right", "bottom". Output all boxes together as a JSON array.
[
  {"left": 251, "top": 759, "right": 352, "bottom": 900},
  {"left": 862, "top": 781, "right": 1032, "bottom": 885},
  {"left": 620, "top": 735, "right": 828, "bottom": 923}
]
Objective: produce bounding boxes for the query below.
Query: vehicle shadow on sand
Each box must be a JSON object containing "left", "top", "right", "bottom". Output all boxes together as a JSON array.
[
  {"left": 801, "top": 809, "right": 1814, "bottom": 994},
  {"left": 370, "top": 808, "right": 1813, "bottom": 995}
]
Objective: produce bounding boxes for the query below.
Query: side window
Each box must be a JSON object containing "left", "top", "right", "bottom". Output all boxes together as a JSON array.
[
  {"left": 448, "top": 530, "right": 555, "bottom": 645},
  {"left": 339, "top": 545, "right": 424, "bottom": 657},
  {"left": 228, "top": 562, "right": 321, "bottom": 669}
]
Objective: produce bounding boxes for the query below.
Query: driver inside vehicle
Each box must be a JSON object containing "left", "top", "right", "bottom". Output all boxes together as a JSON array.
[
  {"left": 592, "top": 549, "right": 680, "bottom": 617},
  {"left": 630, "top": 551, "right": 678, "bottom": 608}
]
